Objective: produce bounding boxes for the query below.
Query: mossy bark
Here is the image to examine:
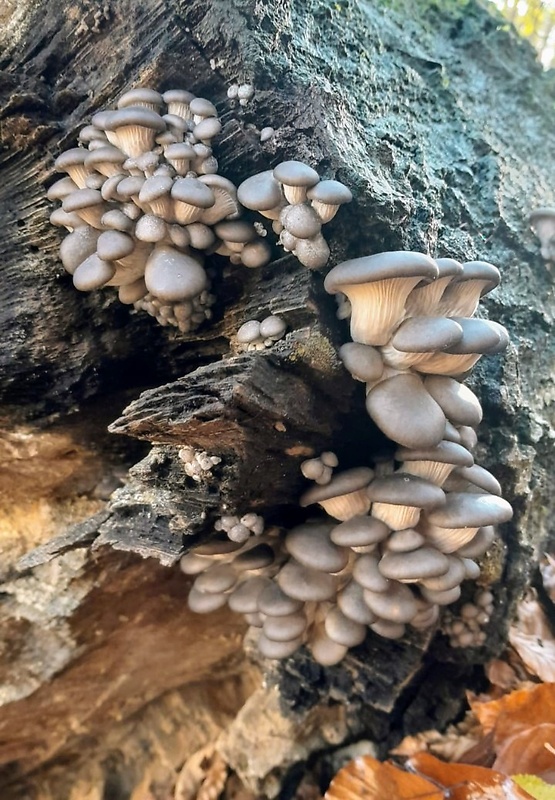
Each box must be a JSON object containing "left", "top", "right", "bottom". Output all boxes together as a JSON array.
[{"left": 1, "top": 0, "right": 555, "bottom": 796}]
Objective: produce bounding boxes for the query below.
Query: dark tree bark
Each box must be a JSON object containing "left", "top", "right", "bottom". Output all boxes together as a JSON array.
[{"left": 1, "top": 0, "right": 554, "bottom": 796}]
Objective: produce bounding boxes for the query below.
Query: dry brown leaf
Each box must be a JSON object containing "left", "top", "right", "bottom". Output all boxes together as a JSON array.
[
  {"left": 470, "top": 682, "right": 555, "bottom": 738},
  {"left": 325, "top": 755, "right": 444, "bottom": 800},
  {"left": 408, "top": 752, "right": 535, "bottom": 799},
  {"left": 508, "top": 594, "right": 555, "bottom": 681},
  {"left": 494, "top": 723, "right": 555, "bottom": 782},
  {"left": 486, "top": 659, "right": 520, "bottom": 691}
]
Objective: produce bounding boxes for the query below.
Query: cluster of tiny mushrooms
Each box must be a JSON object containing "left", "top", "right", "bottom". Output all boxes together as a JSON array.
[{"left": 50, "top": 86, "right": 516, "bottom": 666}]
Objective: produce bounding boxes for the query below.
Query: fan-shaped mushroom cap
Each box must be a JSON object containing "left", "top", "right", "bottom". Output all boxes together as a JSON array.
[
  {"left": 384, "top": 528, "right": 426, "bottom": 552},
  {"left": 258, "top": 633, "right": 304, "bottom": 659},
  {"left": 198, "top": 174, "right": 240, "bottom": 224},
  {"left": 325, "top": 606, "right": 367, "bottom": 647},
  {"left": 324, "top": 251, "right": 438, "bottom": 345},
  {"left": 368, "top": 473, "right": 446, "bottom": 531},
  {"left": 135, "top": 214, "right": 167, "bottom": 242},
  {"left": 280, "top": 204, "right": 322, "bottom": 239},
  {"left": 417, "top": 317, "right": 506, "bottom": 375},
  {"left": 139, "top": 175, "right": 173, "bottom": 217},
  {"left": 188, "top": 587, "right": 228, "bottom": 613},
  {"left": 101, "top": 208, "right": 133, "bottom": 231},
  {"left": 363, "top": 583, "right": 418, "bottom": 623},
  {"left": 179, "top": 552, "right": 214, "bottom": 575},
  {"left": 330, "top": 516, "right": 390, "bottom": 548},
  {"left": 370, "top": 619, "right": 406, "bottom": 639},
  {"left": 421, "top": 493, "right": 512, "bottom": 553},
  {"left": 194, "top": 116, "right": 222, "bottom": 142},
  {"left": 62, "top": 188, "right": 107, "bottom": 228},
  {"left": 299, "top": 467, "right": 374, "bottom": 521},
  {"left": 388, "top": 316, "right": 464, "bottom": 354},
  {"left": 228, "top": 576, "right": 271, "bottom": 614},
  {"left": 186, "top": 222, "right": 216, "bottom": 250},
  {"left": 263, "top": 612, "right": 307, "bottom": 642},
  {"left": 420, "top": 555, "right": 466, "bottom": 591},
  {"left": 162, "top": 89, "right": 195, "bottom": 118},
  {"left": 307, "top": 180, "right": 353, "bottom": 223},
  {"left": 194, "top": 563, "right": 237, "bottom": 594},
  {"left": 395, "top": 440, "right": 474, "bottom": 486},
  {"left": 366, "top": 373, "right": 446, "bottom": 449},
  {"left": 309, "top": 626, "right": 349, "bottom": 666},
  {"left": 405, "top": 257, "right": 463, "bottom": 316},
  {"left": 59, "top": 226, "right": 100, "bottom": 274},
  {"left": 50, "top": 208, "right": 86, "bottom": 229},
  {"left": 233, "top": 543, "right": 275, "bottom": 571},
  {"left": 55, "top": 148, "right": 91, "bottom": 187},
  {"left": 444, "top": 464, "right": 502, "bottom": 496},
  {"left": 285, "top": 522, "right": 349, "bottom": 573},
  {"left": 73, "top": 253, "right": 115, "bottom": 290},
  {"left": 260, "top": 315, "right": 287, "bottom": 340},
  {"left": 241, "top": 240, "right": 273, "bottom": 268},
  {"left": 410, "top": 601, "right": 440, "bottom": 629},
  {"left": 294, "top": 234, "right": 331, "bottom": 270},
  {"left": 118, "top": 88, "right": 163, "bottom": 110},
  {"left": 456, "top": 525, "right": 495, "bottom": 558},
  {"left": 436, "top": 260, "right": 500, "bottom": 317},
  {"left": 338, "top": 580, "right": 377, "bottom": 625},
  {"left": 103, "top": 107, "right": 166, "bottom": 157},
  {"left": 339, "top": 342, "right": 384, "bottom": 383},
  {"left": 353, "top": 553, "right": 390, "bottom": 593},
  {"left": 277, "top": 559, "right": 338, "bottom": 602},
  {"left": 85, "top": 145, "right": 127, "bottom": 177},
  {"left": 237, "top": 170, "right": 283, "bottom": 213},
  {"left": 257, "top": 581, "right": 304, "bottom": 617},
  {"left": 144, "top": 246, "right": 207, "bottom": 302},
  {"left": 273, "top": 161, "right": 320, "bottom": 204},
  {"left": 189, "top": 97, "right": 217, "bottom": 121},
  {"left": 97, "top": 230, "right": 135, "bottom": 261},
  {"left": 423, "top": 376, "right": 482, "bottom": 427},
  {"left": 47, "top": 176, "right": 79, "bottom": 201},
  {"left": 379, "top": 546, "right": 450, "bottom": 582},
  {"left": 420, "top": 585, "right": 461, "bottom": 605}
]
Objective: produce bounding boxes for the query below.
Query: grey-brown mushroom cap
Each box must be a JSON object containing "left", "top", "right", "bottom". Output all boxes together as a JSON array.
[
  {"left": 256, "top": 582, "right": 304, "bottom": 617},
  {"left": 299, "top": 467, "right": 374, "bottom": 507},
  {"left": 144, "top": 246, "right": 208, "bottom": 302},
  {"left": 117, "top": 88, "right": 164, "bottom": 108},
  {"left": 363, "top": 583, "right": 418, "bottom": 623},
  {"left": 139, "top": 175, "right": 174, "bottom": 203},
  {"left": 366, "top": 373, "right": 446, "bottom": 450},
  {"left": 367, "top": 473, "right": 446, "bottom": 510},
  {"left": 285, "top": 522, "right": 349, "bottom": 573},
  {"left": 324, "top": 251, "right": 439, "bottom": 294},
  {"left": 330, "top": 516, "right": 390, "bottom": 547},
  {"left": 84, "top": 146, "right": 126, "bottom": 167},
  {"left": 434, "top": 257, "right": 464, "bottom": 279},
  {"left": 395, "top": 440, "right": 474, "bottom": 468},
  {"left": 96, "top": 230, "right": 135, "bottom": 261},
  {"left": 162, "top": 89, "right": 195, "bottom": 105},
  {"left": 228, "top": 577, "right": 271, "bottom": 614},
  {"left": 529, "top": 207, "right": 555, "bottom": 225},
  {"left": 447, "top": 464, "right": 502, "bottom": 496},
  {"left": 263, "top": 612, "right": 307, "bottom": 642},
  {"left": 307, "top": 180, "right": 353, "bottom": 205},
  {"left": 237, "top": 171, "right": 283, "bottom": 211},
  {"left": 378, "top": 546, "right": 450, "bottom": 581},
  {"left": 426, "top": 492, "right": 513, "bottom": 528},
  {"left": 339, "top": 342, "right": 384, "bottom": 382},
  {"left": 384, "top": 528, "right": 426, "bottom": 552},
  {"left": 324, "top": 606, "right": 367, "bottom": 647},
  {"left": 273, "top": 160, "right": 319, "bottom": 188},
  {"left": 423, "top": 375, "right": 483, "bottom": 427},
  {"left": 257, "top": 633, "right": 304, "bottom": 660},
  {"left": 102, "top": 107, "right": 166, "bottom": 132},
  {"left": 59, "top": 227, "right": 100, "bottom": 273},
  {"left": 214, "top": 220, "right": 256, "bottom": 243},
  {"left": 171, "top": 177, "right": 215, "bottom": 208},
  {"left": 277, "top": 559, "right": 338, "bottom": 602},
  {"left": 62, "top": 188, "right": 104, "bottom": 212},
  {"left": 456, "top": 260, "right": 500, "bottom": 293},
  {"left": 443, "top": 318, "right": 504, "bottom": 354},
  {"left": 165, "top": 142, "right": 196, "bottom": 159},
  {"left": 390, "top": 317, "right": 463, "bottom": 353},
  {"left": 73, "top": 254, "right": 116, "bottom": 291},
  {"left": 55, "top": 148, "right": 89, "bottom": 170},
  {"left": 456, "top": 526, "right": 495, "bottom": 558},
  {"left": 189, "top": 97, "right": 218, "bottom": 117},
  {"left": 47, "top": 176, "right": 79, "bottom": 201}
]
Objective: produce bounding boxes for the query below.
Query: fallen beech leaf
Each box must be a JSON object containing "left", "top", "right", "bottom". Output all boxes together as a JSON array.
[
  {"left": 508, "top": 594, "right": 555, "bottom": 681},
  {"left": 470, "top": 683, "right": 555, "bottom": 738},
  {"left": 486, "top": 659, "right": 520, "bottom": 691},
  {"left": 408, "top": 753, "right": 534, "bottom": 799},
  {"left": 513, "top": 774, "right": 555, "bottom": 800},
  {"left": 494, "top": 724, "right": 555, "bottom": 781},
  {"left": 325, "top": 755, "right": 443, "bottom": 800}
]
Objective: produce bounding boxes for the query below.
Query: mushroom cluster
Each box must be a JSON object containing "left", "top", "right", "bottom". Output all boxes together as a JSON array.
[
  {"left": 235, "top": 315, "right": 287, "bottom": 351},
  {"left": 442, "top": 588, "right": 495, "bottom": 647},
  {"left": 529, "top": 207, "right": 555, "bottom": 262},
  {"left": 237, "top": 162, "right": 352, "bottom": 269},
  {"left": 213, "top": 512, "right": 265, "bottom": 543},
  {"left": 178, "top": 446, "right": 222, "bottom": 482},
  {"left": 48, "top": 87, "right": 273, "bottom": 331}
]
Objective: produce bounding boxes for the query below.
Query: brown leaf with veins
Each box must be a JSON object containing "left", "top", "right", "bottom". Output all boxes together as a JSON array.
[
  {"left": 408, "top": 753, "right": 534, "bottom": 799},
  {"left": 325, "top": 755, "right": 444, "bottom": 800}
]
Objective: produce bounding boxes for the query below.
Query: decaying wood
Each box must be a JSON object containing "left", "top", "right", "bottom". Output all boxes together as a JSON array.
[{"left": 2, "top": 0, "right": 555, "bottom": 796}]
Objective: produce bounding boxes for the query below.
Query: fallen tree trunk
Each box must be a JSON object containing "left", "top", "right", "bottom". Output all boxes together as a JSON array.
[{"left": 1, "top": 0, "right": 554, "bottom": 796}]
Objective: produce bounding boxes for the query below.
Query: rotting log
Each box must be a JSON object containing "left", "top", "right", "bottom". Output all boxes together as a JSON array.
[{"left": 1, "top": 0, "right": 555, "bottom": 796}]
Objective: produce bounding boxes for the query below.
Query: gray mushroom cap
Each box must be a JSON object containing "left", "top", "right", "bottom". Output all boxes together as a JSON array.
[
  {"left": 189, "top": 97, "right": 218, "bottom": 118},
  {"left": 352, "top": 553, "right": 390, "bottom": 592},
  {"left": 194, "top": 563, "right": 237, "bottom": 594},
  {"left": 228, "top": 576, "right": 272, "bottom": 613},
  {"left": 273, "top": 160, "right": 319, "bottom": 189},
  {"left": 62, "top": 188, "right": 104, "bottom": 213},
  {"left": 73, "top": 253, "right": 116, "bottom": 291},
  {"left": 423, "top": 375, "right": 483, "bottom": 427},
  {"left": 55, "top": 148, "right": 88, "bottom": 171},
  {"left": 339, "top": 343, "right": 384, "bottom": 383},
  {"left": 307, "top": 180, "right": 353, "bottom": 205},
  {"left": 285, "top": 522, "right": 349, "bottom": 573},
  {"left": 187, "top": 587, "right": 228, "bottom": 613},
  {"left": 395, "top": 440, "right": 474, "bottom": 468},
  {"left": 369, "top": 619, "right": 406, "bottom": 639},
  {"left": 280, "top": 204, "right": 322, "bottom": 239},
  {"left": 448, "top": 464, "right": 502, "bottom": 496},
  {"left": 309, "top": 628, "right": 349, "bottom": 666},
  {"left": 363, "top": 582, "right": 418, "bottom": 623},
  {"left": 263, "top": 612, "right": 307, "bottom": 642},
  {"left": 426, "top": 492, "right": 513, "bottom": 528},
  {"left": 378, "top": 546, "right": 450, "bottom": 582},
  {"left": 47, "top": 176, "right": 79, "bottom": 201},
  {"left": 233, "top": 544, "right": 275, "bottom": 571},
  {"left": 214, "top": 220, "right": 256, "bottom": 243},
  {"left": 367, "top": 473, "right": 446, "bottom": 510},
  {"left": 171, "top": 177, "right": 215, "bottom": 207},
  {"left": 324, "top": 251, "right": 438, "bottom": 293},
  {"left": 294, "top": 235, "right": 331, "bottom": 270},
  {"left": 330, "top": 515, "right": 389, "bottom": 548},
  {"left": 237, "top": 170, "right": 283, "bottom": 211},
  {"left": 59, "top": 227, "right": 100, "bottom": 274},
  {"left": 139, "top": 175, "right": 174, "bottom": 204},
  {"left": 194, "top": 116, "right": 222, "bottom": 140},
  {"left": 384, "top": 528, "right": 426, "bottom": 552},
  {"left": 324, "top": 606, "right": 367, "bottom": 647},
  {"left": 259, "top": 316, "right": 287, "bottom": 339},
  {"left": 162, "top": 89, "right": 195, "bottom": 105},
  {"left": 366, "top": 373, "right": 446, "bottom": 449},
  {"left": 390, "top": 317, "right": 464, "bottom": 353},
  {"left": 420, "top": 585, "right": 461, "bottom": 606},
  {"left": 277, "top": 559, "right": 338, "bottom": 602},
  {"left": 117, "top": 88, "right": 163, "bottom": 108},
  {"left": 456, "top": 526, "right": 495, "bottom": 558},
  {"left": 85, "top": 145, "right": 126, "bottom": 168},
  {"left": 97, "top": 230, "right": 135, "bottom": 261},
  {"left": 144, "top": 246, "right": 208, "bottom": 302},
  {"left": 420, "top": 555, "right": 466, "bottom": 591},
  {"left": 256, "top": 581, "right": 304, "bottom": 617},
  {"left": 455, "top": 260, "right": 500, "bottom": 293},
  {"left": 257, "top": 633, "right": 304, "bottom": 660},
  {"left": 434, "top": 257, "right": 465, "bottom": 279},
  {"left": 299, "top": 467, "right": 374, "bottom": 508},
  {"left": 444, "top": 317, "right": 505, "bottom": 354},
  {"left": 103, "top": 106, "right": 166, "bottom": 132},
  {"left": 338, "top": 580, "right": 377, "bottom": 625}
]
